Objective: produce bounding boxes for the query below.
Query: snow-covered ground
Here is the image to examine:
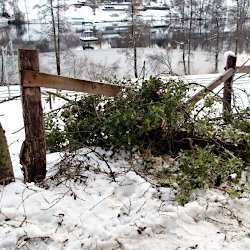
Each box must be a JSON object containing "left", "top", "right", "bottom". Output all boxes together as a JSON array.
[
  {"left": 16, "top": 0, "right": 237, "bottom": 24},
  {"left": 17, "top": 0, "right": 171, "bottom": 23},
  {"left": 30, "top": 47, "right": 250, "bottom": 78},
  {"left": 0, "top": 70, "right": 250, "bottom": 249},
  {"left": 1, "top": 4, "right": 250, "bottom": 245},
  {"left": 1, "top": 149, "right": 250, "bottom": 250}
]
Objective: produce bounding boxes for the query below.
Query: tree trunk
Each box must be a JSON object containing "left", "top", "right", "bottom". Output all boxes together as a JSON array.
[
  {"left": 187, "top": 0, "right": 193, "bottom": 75},
  {"left": 56, "top": 0, "right": 61, "bottom": 75},
  {"left": 182, "top": 43, "right": 187, "bottom": 75},
  {"left": 50, "top": 0, "right": 61, "bottom": 75},
  {"left": 215, "top": 17, "right": 219, "bottom": 73},
  {"left": 131, "top": 3, "right": 138, "bottom": 78},
  {"left": 0, "top": 122, "right": 14, "bottom": 185},
  {"left": 134, "top": 45, "right": 138, "bottom": 78},
  {"left": 235, "top": 1, "right": 239, "bottom": 55},
  {"left": 1, "top": 55, "right": 4, "bottom": 85},
  {"left": 180, "top": 4, "right": 187, "bottom": 75}
]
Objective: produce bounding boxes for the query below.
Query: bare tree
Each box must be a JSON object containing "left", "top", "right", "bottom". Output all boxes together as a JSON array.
[
  {"left": 171, "top": 0, "right": 188, "bottom": 74},
  {"left": 147, "top": 46, "right": 174, "bottom": 76},
  {"left": 35, "top": 0, "right": 70, "bottom": 75},
  {"left": 88, "top": 0, "right": 100, "bottom": 15},
  {"left": 187, "top": 0, "right": 196, "bottom": 74},
  {"left": 50, "top": 0, "right": 61, "bottom": 75},
  {"left": 0, "top": 0, "right": 24, "bottom": 23},
  {"left": 232, "top": 0, "right": 250, "bottom": 54},
  {"left": 171, "top": 0, "right": 228, "bottom": 74},
  {"left": 120, "top": 0, "right": 150, "bottom": 78},
  {"left": 207, "top": 0, "right": 227, "bottom": 72},
  {"left": 63, "top": 53, "right": 120, "bottom": 81},
  {"left": 0, "top": 0, "right": 9, "bottom": 17}
]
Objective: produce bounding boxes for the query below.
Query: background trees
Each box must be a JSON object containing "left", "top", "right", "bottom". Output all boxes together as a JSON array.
[
  {"left": 170, "top": 0, "right": 200, "bottom": 74},
  {"left": 229, "top": 0, "right": 250, "bottom": 54},
  {"left": 34, "top": 0, "right": 71, "bottom": 75},
  {"left": 170, "top": 0, "right": 250, "bottom": 74},
  {"left": 207, "top": 0, "right": 227, "bottom": 72},
  {"left": 121, "top": 0, "right": 150, "bottom": 78}
]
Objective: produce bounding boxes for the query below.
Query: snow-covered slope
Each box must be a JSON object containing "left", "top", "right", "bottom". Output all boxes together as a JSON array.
[{"left": 0, "top": 82, "right": 250, "bottom": 249}]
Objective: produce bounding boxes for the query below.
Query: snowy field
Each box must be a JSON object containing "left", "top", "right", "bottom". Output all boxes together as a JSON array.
[
  {"left": 0, "top": 71, "right": 250, "bottom": 249},
  {"left": 1, "top": 48, "right": 227, "bottom": 85},
  {"left": 5, "top": 47, "right": 248, "bottom": 83}
]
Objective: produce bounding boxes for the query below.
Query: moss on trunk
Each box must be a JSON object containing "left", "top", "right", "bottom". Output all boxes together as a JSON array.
[{"left": 0, "top": 122, "right": 14, "bottom": 185}]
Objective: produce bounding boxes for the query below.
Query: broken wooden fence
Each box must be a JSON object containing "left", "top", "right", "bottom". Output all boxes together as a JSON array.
[
  {"left": 187, "top": 53, "right": 237, "bottom": 113},
  {"left": 18, "top": 49, "right": 121, "bottom": 183},
  {"left": 19, "top": 49, "right": 239, "bottom": 183}
]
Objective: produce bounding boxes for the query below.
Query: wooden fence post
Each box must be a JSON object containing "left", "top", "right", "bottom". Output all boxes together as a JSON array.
[
  {"left": 223, "top": 53, "right": 237, "bottom": 115},
  {"left": 18, "top": 49, "right": 46, "bottom": 183}
]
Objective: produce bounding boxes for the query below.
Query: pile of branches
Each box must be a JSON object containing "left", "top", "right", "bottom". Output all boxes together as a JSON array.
[{"left": 44, "top": 77, "right": 250, "bottom": 204}]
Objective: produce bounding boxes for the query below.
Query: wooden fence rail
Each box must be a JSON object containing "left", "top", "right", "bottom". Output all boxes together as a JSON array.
[
  {"left": 188, "top": 54, "right": 237, "bottom": 107},
  {"left": 19, "top": 49, "right": 121, "bottom": 183},
  {"left": 187, "top": 68, "right": 235, "bottom": 104},
  {"left": 22, "top": 70, "right": 121, "bottom": 97}
]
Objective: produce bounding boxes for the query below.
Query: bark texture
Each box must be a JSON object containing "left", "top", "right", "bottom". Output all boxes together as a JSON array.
[
  {"left": 0, "top": 122, "right": 14, "bottom": 185},
  {"left": 19, "top": 49, "right": 46, "bottom": 183}
]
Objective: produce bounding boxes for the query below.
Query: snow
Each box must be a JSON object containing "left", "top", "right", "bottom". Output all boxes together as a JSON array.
[
  {"left": 224, "top": 51, "right": 236, "bottom": 59},
  {"left": 1, "top": 2, "right": 250, "bottom": 248},
  {"left": 17, "top": 0, "right": 171, "bottom": 23},
  {"left": 15, "top": 0, "right": 239, "bottom": 24},
  {"left": 0, "top": 80, "right": 250, "bottom": 249}
]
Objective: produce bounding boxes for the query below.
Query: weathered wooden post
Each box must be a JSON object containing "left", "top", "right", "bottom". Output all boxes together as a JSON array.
[
  {"left": 18, "top": 48, "right": 121, "bottom": 182},
  {"left": 18, "top": 49, "right": 46, "bottom": 183},
  {"left": 223, "top": 52, "right": 237, "bottom": 115}
]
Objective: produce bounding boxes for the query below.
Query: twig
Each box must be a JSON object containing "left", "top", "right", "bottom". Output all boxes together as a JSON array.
[
  {"left": 136, "top": 200, "right": 147, "bottom": 213},
  {"left": 0, "top": 95, "right": 20, "bottom": 104},
  {"left": 42, "top": 90, "right": 74, "bottom": 103},
  {"left": 12, "top": 127, "right": 24, "bottom": 134},
  {"left": 8, "top": 139, "right": 20, "bottom": 148},
  {"left": 41, "top": 189, "right": 71, "bottom": 210},
  {"left": 115, "top": 238, "right": 123, "bottom": 249},
  {"left": 89, "top": 193, "right": 114, "bottom": 211},
  {"left": 218, "top": 205, "right": 243, "bottom": 226},
  {"left": 19, "top": 216, "right": 27, "bottom": 227},
  {"left": 91, "top": 149, "right": 116, "bottom": 182},
  {"left": 205, "top": 217, "right": 232, "bottom": 225},
  {"left": 139, "top": 184, "right": 151, "bottom": 198}
]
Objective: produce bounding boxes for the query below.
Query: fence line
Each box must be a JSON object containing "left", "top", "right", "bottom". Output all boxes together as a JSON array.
[{"left": 1, "top": 72, "right": 249, "bottom": 103}]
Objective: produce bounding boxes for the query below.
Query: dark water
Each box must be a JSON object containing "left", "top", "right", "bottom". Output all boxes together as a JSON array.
[{"left": 0, "top": 18, "right": 249, "bottom": 54}]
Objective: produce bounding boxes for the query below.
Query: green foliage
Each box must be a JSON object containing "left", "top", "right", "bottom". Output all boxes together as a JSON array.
[
  {"left": 175, "top": 146, "right": 244, "bottom": 205},
  {"left": 45, "top": 77, "right": 189, "bottom": 153},
  {"left": 45, "top": 113, "right": 66, "bottom": 152},
  {"left": 44, "top": 76, "right": 250, "bottom": 205}
]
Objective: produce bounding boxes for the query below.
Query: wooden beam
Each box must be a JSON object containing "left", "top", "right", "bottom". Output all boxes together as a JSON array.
[
  {"left": 19, "top": 49, "right": 46, "bottom": 183},
  {"left": 236, "top": 65, "right": 250, "bottom": 74},
  {"left": 22, "top": 70, "right": 122, "bottom": 97},
  {"left": 187, "top": 68, "right": 235, "bottom": 104}
]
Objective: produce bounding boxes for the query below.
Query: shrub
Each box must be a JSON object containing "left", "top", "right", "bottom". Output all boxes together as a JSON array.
[
  {"left": 45, "top": 76, "right": 250, "bottom": 205},
  {"left": 45, "top": 77, "right": 189, "bottom": 153},
  {"left": 158, "top": 145, "right": 245, "bottom": 205}
]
